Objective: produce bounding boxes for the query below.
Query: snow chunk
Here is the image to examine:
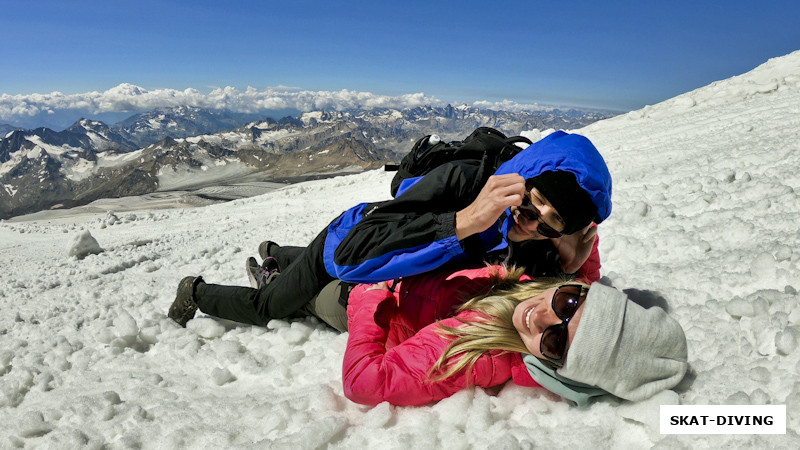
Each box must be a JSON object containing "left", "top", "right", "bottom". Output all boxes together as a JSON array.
[
  {"left": 617, "top": 390, "right": 680, "bottom": 441},
  {"left": 748, "top": 366, "right": 772, "bottom": 383},
  {"left": 18, "top": 411, "right": 54, "bottom": 438},
  {"left": 67, "top": 231, "right": 104, "bottom": 259},
  {"left": 113, "top": 310, "right": 140, "bottom": 347},
  {"left": 361, "top": 401, "right": 393, "bottom": 428},
  {"left": 0, "top": 351, "right": 13, "bottom": 376},
  {"left": 776, "top": 328, "right": 798, "bottom": 355},
  {"left": 211, "top": 367, "right": 236, "bottom": 385},
  {"left": 749, "top": 252, "right": 777, "bottom": 280},
  {"left": 725, "top": 297, "right": 756, "bottom": 318},
  {"left": 725, "top": 391, "right": 752, "bottom": 405},
  {"left": 187, "top": 318, "right": 226, "bottom": 339}
]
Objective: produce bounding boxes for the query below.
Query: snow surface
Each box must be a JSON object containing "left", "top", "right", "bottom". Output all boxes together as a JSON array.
[
  {"left": 2, "top": 50, "right": 800, "bottom": 448},
  {"left": 155, "top": 159, "right": 253, "bottom": 192},
  {"left": 94, "top": 149, "right": 145, "bottom": 169}
]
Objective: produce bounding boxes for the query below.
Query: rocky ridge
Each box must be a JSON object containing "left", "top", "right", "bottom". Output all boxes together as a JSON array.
[{"left": 0, "top": 105, "right": 614, "bottom": 219}]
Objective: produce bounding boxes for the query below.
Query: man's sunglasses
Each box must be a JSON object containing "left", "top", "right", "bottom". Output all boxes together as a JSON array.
[
  {"left": 517, "top": 195, "right": 563, "bottom": 238},
  {"left": 540, "top": 284, "right": 588, "bottom": 366}
]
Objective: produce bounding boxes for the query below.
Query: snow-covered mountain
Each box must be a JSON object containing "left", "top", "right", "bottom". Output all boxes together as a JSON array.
[
  {"left": 1, "top": 50, "right": 799, "bottom": 447},
  {"left": 64, "top": 119, "right": 140, "bottom": 151},
  {"left": 0, "top": 120, "right": 139, "bottom": 218},
  {"left": 0, "top": 105, "right": 611, "bottom": 219},
  {"left": 113, "top": 106, "right": 264, "bottom": 148}
]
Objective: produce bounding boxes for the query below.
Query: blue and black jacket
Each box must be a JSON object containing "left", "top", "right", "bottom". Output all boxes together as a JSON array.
[{"left": 323, "top": 131, "right": 613, "bottom": 284}]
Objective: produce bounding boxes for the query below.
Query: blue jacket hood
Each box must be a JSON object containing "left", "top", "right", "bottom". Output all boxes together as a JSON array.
[{"left": 494, "top": 131, "right": 612, "bottom": 223}]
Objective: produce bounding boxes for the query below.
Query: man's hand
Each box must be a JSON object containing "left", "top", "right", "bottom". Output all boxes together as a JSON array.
[
  {"left": 455, "top": 174, "right": 526, "bottom": 240},
  {"left": 552, "top": 224, "right": 597, "bottom": 274}
]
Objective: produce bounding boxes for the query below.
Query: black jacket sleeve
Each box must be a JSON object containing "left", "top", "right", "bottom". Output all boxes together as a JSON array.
[{"left": 330, "top": 161, "right": 490, "bottom": 280}]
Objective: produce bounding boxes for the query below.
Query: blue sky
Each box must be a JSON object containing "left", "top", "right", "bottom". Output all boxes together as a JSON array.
[{"left": 1, "top": 0, "right": 799, "bottom": 126}]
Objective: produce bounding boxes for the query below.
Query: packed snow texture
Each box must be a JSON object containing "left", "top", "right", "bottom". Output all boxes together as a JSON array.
[{"left": 2, "top": 51, "right": 800, "bottom": 448}]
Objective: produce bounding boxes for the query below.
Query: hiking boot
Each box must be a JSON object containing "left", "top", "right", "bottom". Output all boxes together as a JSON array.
[
  {"left": 168, "top": 276, "right": 202, "bottom": 327},
  {"left": 258, "top": 240, "right": 280, "bottom": 261},
  {"left": 246, "top": 256, "right": 280, "bottom": 289}
]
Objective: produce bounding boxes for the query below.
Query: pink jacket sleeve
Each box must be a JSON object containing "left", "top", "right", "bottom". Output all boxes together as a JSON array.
[{"left": 342, "top": 284, "right": 514, "bottom": 406}]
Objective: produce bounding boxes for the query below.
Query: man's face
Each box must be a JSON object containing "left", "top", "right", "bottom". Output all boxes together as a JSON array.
[{"left": 507, "top": 187, "right": 566, "bottom": 242}]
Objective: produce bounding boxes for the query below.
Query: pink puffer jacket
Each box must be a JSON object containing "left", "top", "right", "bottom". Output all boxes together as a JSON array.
[{"left": 342, "top": 266, "right": 541, "bottom": 406}]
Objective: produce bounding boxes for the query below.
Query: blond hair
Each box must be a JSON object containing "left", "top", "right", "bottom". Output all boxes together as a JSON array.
[{"left": 428, "top": 266, "right": 584, "bottom": 382}]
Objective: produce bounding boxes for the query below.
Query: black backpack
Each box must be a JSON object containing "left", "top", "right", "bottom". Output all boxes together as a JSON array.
[{"left": 386, "top": 127, "right": 533, "bottom": 197}]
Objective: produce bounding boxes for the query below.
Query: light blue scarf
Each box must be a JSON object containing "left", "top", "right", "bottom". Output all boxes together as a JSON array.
[{"left": 523, "top": 354, "right": 607, "bottom": 407}]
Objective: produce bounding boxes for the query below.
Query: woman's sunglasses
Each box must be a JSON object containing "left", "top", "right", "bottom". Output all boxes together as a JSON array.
[
  {"left": 517, "top": 195, "right": 563, "bottom": 238},
  {"left": 539, "top": 284, "right": 588, "bottom": 366}
]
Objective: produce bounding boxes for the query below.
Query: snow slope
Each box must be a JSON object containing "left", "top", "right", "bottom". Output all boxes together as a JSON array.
[{"left": 1, "top": 50, "right": 799, "bottom": 448}]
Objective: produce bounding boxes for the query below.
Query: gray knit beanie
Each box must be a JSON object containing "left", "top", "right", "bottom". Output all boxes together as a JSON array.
[{"left": 556, "top": 283, "right": 688, "bottom": 401}]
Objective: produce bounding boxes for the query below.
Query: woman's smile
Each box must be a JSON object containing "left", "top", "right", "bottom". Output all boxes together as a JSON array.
[{"left": 523, "top": 306, "right": 534, "bottom": 333}]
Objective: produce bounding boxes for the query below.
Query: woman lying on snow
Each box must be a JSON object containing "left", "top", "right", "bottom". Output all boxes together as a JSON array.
[
  {"left": 178, "top": 261, "right": 687, "bottom": 406},
  {"left": 339, "top": 265, "right": 688, "bottom": 406}
]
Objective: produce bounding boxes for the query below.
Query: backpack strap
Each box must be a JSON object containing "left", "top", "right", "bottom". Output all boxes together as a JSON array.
[
  {"left": 505, "top": 136, "right": 533, "bottom": 147},
  {"left": 470, "top": 134, "right": 532, "bottom": 192},
  {"left": 469, "top": 126, "right": 508, "bottom": 140}
]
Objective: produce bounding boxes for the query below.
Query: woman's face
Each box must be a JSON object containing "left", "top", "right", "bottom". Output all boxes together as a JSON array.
[
  {"left": 507, "top": 187, "right": 566, "bottom": 242},
  {"left": 512, "top": 287, "right": 586, "bottom": 362}
]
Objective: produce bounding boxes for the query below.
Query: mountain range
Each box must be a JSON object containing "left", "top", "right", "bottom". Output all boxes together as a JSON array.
[{"left": 0, "top": 105, "right": 614, "bottom": 219}]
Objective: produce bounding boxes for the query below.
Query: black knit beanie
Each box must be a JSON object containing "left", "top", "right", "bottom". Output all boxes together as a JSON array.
[{"left": 528, "top": 171, "right": 597, "bottom": 235}]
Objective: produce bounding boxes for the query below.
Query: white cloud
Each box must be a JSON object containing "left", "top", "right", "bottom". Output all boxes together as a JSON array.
[
  {"left": 0, "top": 84, "right": 452, "bottom": 121},
  {"left": 472, "top": 99, "right": 571, "bottom": 113}
]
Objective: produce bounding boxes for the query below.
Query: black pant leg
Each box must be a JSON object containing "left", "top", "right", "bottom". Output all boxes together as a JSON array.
[
  {"left": 259, "top": 228, "right": 335, "bottom": 319},
  {"left": 272, "top": 245, "right": 305, "bottom": 270},
  {"left": 194, "top": 229, "right": 334, "bottom": 326},
  {"left": 194, "top": 283, "right": 269, "bottom": 326}
]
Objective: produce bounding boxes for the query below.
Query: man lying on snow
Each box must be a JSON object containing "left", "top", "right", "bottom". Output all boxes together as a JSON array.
[{"left": 169, "top": 131, "right": 613, "bottom": 328}]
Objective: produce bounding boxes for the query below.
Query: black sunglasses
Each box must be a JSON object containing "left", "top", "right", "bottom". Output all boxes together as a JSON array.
[
  {"left": 539, "top": 284, "right": 588, "bottom": 366},
  {"left": 517, "top": 195, "right": 563, "bottom": 238}
]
